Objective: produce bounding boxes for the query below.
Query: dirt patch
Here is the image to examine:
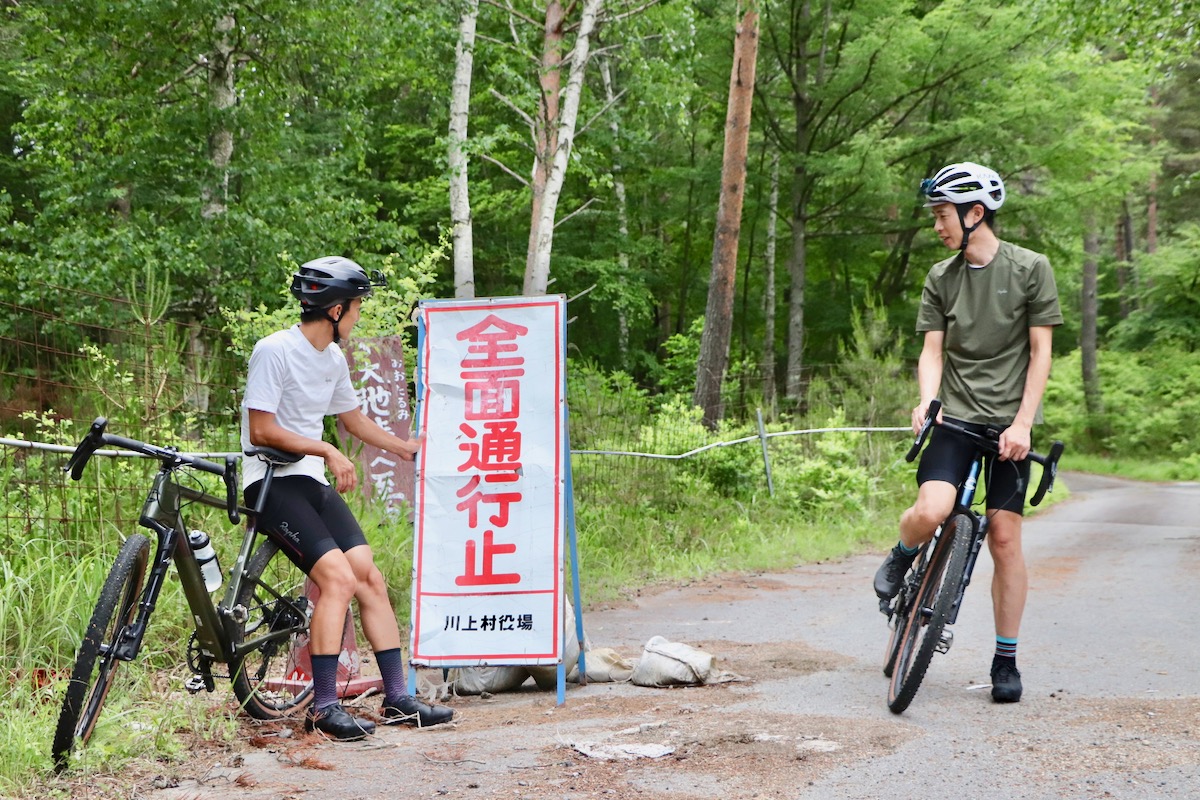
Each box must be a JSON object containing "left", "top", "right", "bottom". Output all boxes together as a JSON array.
[
  {"left": 986, "top": 693, "right": 1200, "bottom": 781},
  {"left": 685, "top": 638, "right": 852, "bottom": 679}
]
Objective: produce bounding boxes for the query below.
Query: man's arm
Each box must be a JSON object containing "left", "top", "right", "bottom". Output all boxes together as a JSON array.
[
  {"left": 247, "top": 409, "right": 359, "bottom": 492},
  {"left": 999, "top": 324, "right": 1054, "bottom": 462},
  {"left": 913, "top": 330, "right": 945, "bottom": 434},
  {"left": 337, "top": 408, "right": 422, "bottom": 462}
]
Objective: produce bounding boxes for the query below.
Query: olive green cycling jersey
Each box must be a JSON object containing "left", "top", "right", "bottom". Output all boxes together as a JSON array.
[{"left": 916, "top": 240, "right": 1063, "bottom": 426}]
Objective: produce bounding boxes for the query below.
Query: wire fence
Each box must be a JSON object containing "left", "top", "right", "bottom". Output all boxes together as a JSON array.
[{"left": 0, "top": 283, "right": 912, "bottom": 545}]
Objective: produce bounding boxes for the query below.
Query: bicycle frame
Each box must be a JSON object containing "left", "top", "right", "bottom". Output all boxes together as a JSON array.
[
  {"left": 64, "top": 417, "right": 301, "bottom": 675},
  {"left": 109, "top": 464, "right": 254, "bottom": 668}
]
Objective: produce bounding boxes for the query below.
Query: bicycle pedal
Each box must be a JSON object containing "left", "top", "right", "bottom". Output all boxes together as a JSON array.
[
  {"left": 878, "top": 598, "right": 893, "bottom": 618},
  {"left": 935, "top": 629, "right": 954, "bottom": 654},
  {"left": 184, "top": 675, "right": 207, "bottom": 694}
]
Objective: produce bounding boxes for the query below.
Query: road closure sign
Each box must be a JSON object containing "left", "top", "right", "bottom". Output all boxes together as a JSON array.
[{"left": 410, "top": 295, "right": 566, "bottom": 666}]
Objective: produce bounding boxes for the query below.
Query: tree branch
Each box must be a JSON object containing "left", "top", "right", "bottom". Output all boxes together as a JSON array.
[
  {"left": 475, "top": 33, "right": 540, "bottom": 65},
  {"left": 481, "top": 0, "right": 540, "bottom": 27},
  {"left": 477, "top": 152, "right": 530, "bottom": 188},
  {"left": 489, "top": 87, "right": 537, "bottom": 133},
  {"left": 603, "top": 0, "right": 666, "bottom": 25},
  {"left": 575, "top": 86, "right": 626, "bottom": 139},
  {"left": 555, "top": 196, "right": 600, "bottom": 228}
]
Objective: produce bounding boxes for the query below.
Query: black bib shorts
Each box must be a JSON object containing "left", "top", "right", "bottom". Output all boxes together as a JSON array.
[
  {"left": 915, "top": 420, "right": 1032, "bottom": 516},
  {"left": 245, "top": 476, "right": 368, "bottom": 574}
]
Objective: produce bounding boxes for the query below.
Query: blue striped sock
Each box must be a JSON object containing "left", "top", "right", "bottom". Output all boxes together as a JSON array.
[
  {"left": 898, "top": 541, "right": 920, "bottom": 556},
  {"left": 995, "top": 636, "right": 1018, "bottom": 660}
]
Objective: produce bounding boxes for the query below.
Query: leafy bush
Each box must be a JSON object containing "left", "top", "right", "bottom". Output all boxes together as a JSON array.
[{"left": 1045, "top": 347, "right": 1200, "bottom": 471}]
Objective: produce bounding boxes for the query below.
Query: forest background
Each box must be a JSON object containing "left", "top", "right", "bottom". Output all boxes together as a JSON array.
[{"left": 1, "top": 0, "right": 1200, "bottom": 794}]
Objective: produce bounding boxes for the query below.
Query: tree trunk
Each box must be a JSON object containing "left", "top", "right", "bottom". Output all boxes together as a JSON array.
[
  {"left": 761, "top": 150, "right": 780, "bottom": 419},
  {"left": 763, "top": 149, "right": 782, "bottom": 419},
  {"left": 784, "top": 204, "right": 807, "bottom": 402},
  {"left": 694, "top": 7, "right": 759, "bottom": 430},
  {"left": 450, "top": 0, "right": 478, "bottom": 298},
  {"left": 524, "top": 0, "right": 604, "bottom": 296},
  {"left": 523, "top": 2, "right": 563, "bottom": 285},
  {"left": 1081, "top": 219, "right": 1103, "bottom": 417},
  {"left": 192, "top": 12, "right": 236, "bottom": 418},
  {"left": 599, "top": 54, "right": 632, "bottom": 366},
  {"left": 783, "top": 0, "right": 813, "bottom": 404},
  {"left": 1115, "top": 201, "right": 1133, "bottom": 319},
  {"left": 202, "top": 14, "right": 236, "bottom": 221},
  {"left": 1146, "top": 174, "right": 1158, "bottom": 255}
]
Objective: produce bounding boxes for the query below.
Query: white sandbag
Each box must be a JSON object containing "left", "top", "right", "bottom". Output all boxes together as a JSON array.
[
  {"left": 448, "top": 665, "right": 530, "bottom": 695},
  {"left": 629, "top": 635, "right": 715, "bottom": 687},
  {"left": 568, "top": 646, "right": 635, "bottom": 683}
]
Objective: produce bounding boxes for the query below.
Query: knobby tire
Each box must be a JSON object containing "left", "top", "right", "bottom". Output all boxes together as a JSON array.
[
  {"left": 52, "top": 533, "right": 150, "bottom": 771},
  {"left": 887, "top": 514, "right": 972, "bottom": 714},
  {"left": 230, "top": 538, "right": 314, "bottom": 720}
]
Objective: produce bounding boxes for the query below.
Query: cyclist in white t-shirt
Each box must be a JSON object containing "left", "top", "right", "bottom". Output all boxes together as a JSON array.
[{"left": 241, "top": 256, "right": 452, "bottom": 740}]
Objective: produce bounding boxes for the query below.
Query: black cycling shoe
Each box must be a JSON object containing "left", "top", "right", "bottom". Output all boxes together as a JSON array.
[
  {"left": 991, "top": 661, "right": 1023, "bottom": 703},
  {"left": 305, "top": 703, "right": 376, "bottom": 740},
  {"left": 874, "top": 545, "right": 918, "bottom": 600},
  {"left": 380, "top": 695, "right": 454, "bottom": 727}
]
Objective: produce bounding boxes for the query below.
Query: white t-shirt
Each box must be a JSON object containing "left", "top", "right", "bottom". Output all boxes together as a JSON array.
[{"left": 240, "top": 326, "right": 360, "bottom": 488}]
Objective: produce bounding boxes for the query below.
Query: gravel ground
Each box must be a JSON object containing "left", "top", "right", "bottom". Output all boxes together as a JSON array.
[{"left": 58, "top": 473, "right": 1200, "bottom": 799}]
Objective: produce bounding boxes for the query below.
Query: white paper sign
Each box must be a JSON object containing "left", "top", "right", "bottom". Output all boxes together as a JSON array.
[{"left": 410, "top": 296, "right": 566, "bottom": 665}]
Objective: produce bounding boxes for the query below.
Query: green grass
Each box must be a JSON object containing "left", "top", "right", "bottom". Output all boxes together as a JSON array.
[{"left": 1062, "top": 452, "right": 1199, "bottom": 483}]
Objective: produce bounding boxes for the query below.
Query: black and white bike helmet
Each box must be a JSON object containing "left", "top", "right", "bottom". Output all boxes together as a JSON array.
[
  {"left": 290, "top": 256, "right": 386, "bottom": 310},
  {"left": 290, "top": 256, "right": 386, "bottom": 343},
  {"left": 920, "top": 162, "right": 1005, "bottom": 210},
  {"left": 918, "top": 162, "right": 1005, "bottom": 251}
]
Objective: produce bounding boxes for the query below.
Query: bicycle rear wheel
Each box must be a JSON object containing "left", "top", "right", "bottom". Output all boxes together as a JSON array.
[
  {"left": 887, "top": 514, "right": 972, "bottom": 714},
  {"left": 52, "top": 533, "right": 150, "bottom": 771},
  {"left": 229, "top": 538, "right": 314, "bottom": 720}
]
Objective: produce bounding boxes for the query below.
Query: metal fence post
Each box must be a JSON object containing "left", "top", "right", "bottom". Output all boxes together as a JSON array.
[{"left": 756, "top": 408, "right": 775, "bottom": 497}]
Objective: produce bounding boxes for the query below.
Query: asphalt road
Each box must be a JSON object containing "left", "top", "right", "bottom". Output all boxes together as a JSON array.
[{"left": 154, "top": 472, "right": 1200, "bottom": 800}]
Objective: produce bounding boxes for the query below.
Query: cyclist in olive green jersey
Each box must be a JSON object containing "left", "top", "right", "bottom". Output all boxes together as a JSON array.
[{"left": 873, "top": 163, "right": 1063, "bottom": 703}]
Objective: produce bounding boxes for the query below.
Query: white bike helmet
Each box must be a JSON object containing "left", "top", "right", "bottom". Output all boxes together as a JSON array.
[{"left": 919, "top": 162, "right": 1005, "bottom": 211}]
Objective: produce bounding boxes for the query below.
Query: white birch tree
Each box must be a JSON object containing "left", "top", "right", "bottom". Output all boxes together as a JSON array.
[
  {"left": 599, "top": 53, "right": 632, "bottom": 364},
  {"left": 450, "top": 0, "right": 479, "bottom": 298},
  {"left": 761, "top": 149, "right": 780, "bottom": 419},
  {"left": 524, "top": 0, "right": 605, "bottom": 296}
]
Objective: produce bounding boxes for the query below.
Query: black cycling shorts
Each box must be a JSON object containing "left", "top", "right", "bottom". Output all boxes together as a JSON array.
[
  {"left": 915, "top": 420, "right": 1032, "bottom": 516},
  {"left": 245, "top": 476, "right": 368, "bottom": 574}
]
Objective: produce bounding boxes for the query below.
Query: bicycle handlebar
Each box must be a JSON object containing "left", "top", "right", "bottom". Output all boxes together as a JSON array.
[
  {"left": 65, "top": 417, "right": 241, "bottom": 524},
  {"left": 904, "top": 399, "right": 1065, "bottom": 507}
]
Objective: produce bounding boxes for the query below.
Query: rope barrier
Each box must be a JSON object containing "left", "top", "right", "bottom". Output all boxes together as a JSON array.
[
  {"left": 3, "top": 426, "right": 913, "bottom": 463},
  {"left": 0, "top": 437, "right": 241, "bottom": 460}
]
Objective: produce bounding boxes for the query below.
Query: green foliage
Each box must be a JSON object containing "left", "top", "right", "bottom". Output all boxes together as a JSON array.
[
  {"left": 808, "top": 298, "right": 911, "bottom": 428},
  {"left": 768, "top": 409, "right": 880, "bottom": 517},
  {"left": 1045, "top": 348, "right": 1200, "bottom": 476},
  {"left": 221, "top": 239, "right": 445, "bottom": 363},
  {"left": 1107, "top": 224, "right": 1200, "bottom": 351}
]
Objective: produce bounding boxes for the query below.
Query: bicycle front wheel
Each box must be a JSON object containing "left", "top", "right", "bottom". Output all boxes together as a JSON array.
[
  {"left": 229, "top": 538, "right": 314, "bottom": 720},
  {"left": 887, "top": 514, "right": 972, "bottom": 714},
  {"left": 52, "top": 533, "right": 150, "bottom": 771}
]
